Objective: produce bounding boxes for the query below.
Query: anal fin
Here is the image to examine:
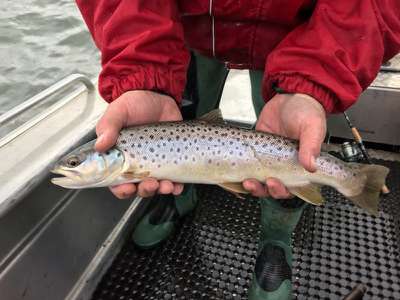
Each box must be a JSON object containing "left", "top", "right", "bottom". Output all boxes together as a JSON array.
[
  {"left": 218, "top": 182, "right": 249, "bottom": 199},
  {"left": 289, "top": 184, "right": 325, "bottom": 206}
]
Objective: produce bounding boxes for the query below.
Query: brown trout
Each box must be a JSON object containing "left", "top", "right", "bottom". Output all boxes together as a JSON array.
[{"left": 51, "top": 110, "right": 389, "bottom": 215}]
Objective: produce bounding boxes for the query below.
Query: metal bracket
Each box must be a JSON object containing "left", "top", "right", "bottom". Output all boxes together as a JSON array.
[{"left": 0, "top": 74, "right": 95, "bottom": 148}]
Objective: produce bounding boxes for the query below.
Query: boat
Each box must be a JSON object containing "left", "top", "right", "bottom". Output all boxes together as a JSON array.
[{"left": 0, "top": 57, "right": 399, "bottom": 299}]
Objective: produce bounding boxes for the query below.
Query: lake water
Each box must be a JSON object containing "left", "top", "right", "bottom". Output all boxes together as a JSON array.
[{"left": 0, "top": 0, "right": 100, "bottom": 115}]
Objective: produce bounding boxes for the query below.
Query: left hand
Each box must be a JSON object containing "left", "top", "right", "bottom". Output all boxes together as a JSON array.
[{"left": 243, "top": 93, "right": 327, "bottom": 199}]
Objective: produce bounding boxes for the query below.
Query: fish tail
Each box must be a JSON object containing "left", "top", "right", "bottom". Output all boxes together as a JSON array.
[{"left": 348, "top": 164, "right": 389, "bottom": 216}]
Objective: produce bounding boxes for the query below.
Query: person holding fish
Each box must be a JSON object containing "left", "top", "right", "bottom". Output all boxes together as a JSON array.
[{"left": 72, "top": 1, "right": 400, "bottom": 299}]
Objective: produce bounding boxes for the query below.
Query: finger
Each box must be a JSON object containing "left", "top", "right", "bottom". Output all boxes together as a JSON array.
[
  {"left": 298, "top": 120, "right": 326, "bottom": 172},
  {"left": 110, "top": 184, "right": 137, "bottom": 199},
  {"left": 95, "top": 105, "right": 127, "bottom": 152},
  {"left": 266, "top": 178, "right": 293, "bottom": 199},
  {"left": 159, "top": 180, "right": 174, "bottom": 194},
  {"left": 243, "top": 179, "right": 269, "bottom": 197},
  {"left": 137, "top": 178, "right": 159, "bottom": 198},
  {"left": 172, "top": 183, "right": 184, "bottom": 195}
]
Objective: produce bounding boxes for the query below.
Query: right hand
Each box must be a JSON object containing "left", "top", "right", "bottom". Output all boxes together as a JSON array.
[{"left": 96, "top": 90, "right": 184, "bottom": 199}]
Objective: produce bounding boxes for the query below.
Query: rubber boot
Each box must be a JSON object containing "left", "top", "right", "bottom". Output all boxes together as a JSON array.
[
  {"left": 131, "top": 185, "right": 197, "bottom": 249},
  {"left": 248, "top": 198, "right": 307, "bottom": 300}
]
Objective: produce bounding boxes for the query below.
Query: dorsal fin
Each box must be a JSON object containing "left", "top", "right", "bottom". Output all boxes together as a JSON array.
[{"left": 198, "top": 109, "right": 225, "bottom": 124}]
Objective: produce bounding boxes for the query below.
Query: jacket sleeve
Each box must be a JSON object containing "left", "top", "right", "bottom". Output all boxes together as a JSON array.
[
  {"left": 76, "top": 0, "right": 190, "bottom": 103},
  {"left": 264, "top": 0, "right": 400, "bottom": 113}
]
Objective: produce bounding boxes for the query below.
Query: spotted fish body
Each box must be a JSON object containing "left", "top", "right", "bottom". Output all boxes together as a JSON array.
[
  {"left": 117, "top": 121, "right": 355, "bottom": 193},
  {"left": 52, "top": 114, "right": 389, "bottom": 215}
]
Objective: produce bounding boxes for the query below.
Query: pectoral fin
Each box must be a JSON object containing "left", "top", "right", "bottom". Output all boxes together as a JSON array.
[
  {"left": 122, "top": 171, "right": 150, "bottom": 180},
  {"left": 289, "top": 184, "right": 324, "bottom": 206},
  {"left": 218, "top": 182, "right": 249, "bottom": 199}
]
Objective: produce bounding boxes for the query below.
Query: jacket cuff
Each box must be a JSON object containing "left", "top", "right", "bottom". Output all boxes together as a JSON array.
[
  {"left": 98, "top": 65, "right": 185, "bottom": 104},
  {"left": 264, "top": 73, "right": 339, "bottom": 113}
]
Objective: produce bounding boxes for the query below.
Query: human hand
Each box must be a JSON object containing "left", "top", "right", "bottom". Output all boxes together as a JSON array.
[
  {"left": 243, "top": 93, "right": 327, "bottom": 199},
  {"left": 96, "top": 90, "right": 184, "bottom": 199}
]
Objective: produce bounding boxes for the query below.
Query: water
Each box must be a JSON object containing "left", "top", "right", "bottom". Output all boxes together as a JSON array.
[{"left": 0, "top": 0, "right": 100, "bottom": 115}]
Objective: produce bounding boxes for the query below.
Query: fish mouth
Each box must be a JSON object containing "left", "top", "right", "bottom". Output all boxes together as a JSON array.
[
  {"left": 51, "top": 176, "right": 80, "bottom": 188},
  {"left": 50, "top": 168, "right": 82, "bottom": 189}
]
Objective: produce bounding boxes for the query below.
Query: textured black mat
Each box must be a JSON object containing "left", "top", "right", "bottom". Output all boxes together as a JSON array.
[{"left": 92, "top": 160, "right": 400, "bottom": 300}]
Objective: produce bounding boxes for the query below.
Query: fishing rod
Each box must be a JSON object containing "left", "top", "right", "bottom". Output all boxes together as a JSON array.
[
  {"left": 343, "top": 112, "right": 390, "bottom": 194},
  {"left": 343, "top": 283, "right": 366, "bottom": 300}
]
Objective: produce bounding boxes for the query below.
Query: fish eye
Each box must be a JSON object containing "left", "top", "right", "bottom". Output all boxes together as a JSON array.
[{"left": 66, "top": 156, "right": 81, "bottom": 168}]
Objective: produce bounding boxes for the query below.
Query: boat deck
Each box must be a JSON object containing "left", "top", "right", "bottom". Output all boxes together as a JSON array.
[{"left": 91, "top": 158, "right": 400, "bottom": 300}]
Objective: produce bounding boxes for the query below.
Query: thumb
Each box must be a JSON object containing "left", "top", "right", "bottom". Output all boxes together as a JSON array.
[
  {"left": 95, "top": 105, "right": 126, "bottom": 152},
  {"left": 298, "top": 122, "right": 325, "bottom": 172}
]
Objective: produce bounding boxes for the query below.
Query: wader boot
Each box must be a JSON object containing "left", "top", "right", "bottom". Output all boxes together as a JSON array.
[
  {"left": 248, "top": 198, "right": 307, "bottom": 300},
  {"left": 132, "top": 52, "right": 228, "bottom": 249},
  {"left": 132, "top": 184, "right": 197, "bottom": 248}
]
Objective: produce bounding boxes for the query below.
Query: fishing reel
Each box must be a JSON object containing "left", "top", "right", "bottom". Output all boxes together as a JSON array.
[{"left": 340, "top": 141, "right": 364, "bottom": 162}]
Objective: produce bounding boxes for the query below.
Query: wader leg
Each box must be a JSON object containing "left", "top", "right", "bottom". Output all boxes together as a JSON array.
[
  {"left": 132, "top": 52, "right": 229, "bottom": 248},
  {"left": 248, "top": 70, "right": 308, "bottom": 300}
]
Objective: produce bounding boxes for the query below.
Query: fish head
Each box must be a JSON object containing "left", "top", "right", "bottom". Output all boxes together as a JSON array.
[{"left": 51, "top": 140, "right": 125, "bottom": 188}]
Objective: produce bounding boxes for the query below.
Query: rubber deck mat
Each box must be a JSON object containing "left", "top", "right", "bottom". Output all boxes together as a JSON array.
[{"left": 92, "top": 159, "right": 400, "bottom": 300}]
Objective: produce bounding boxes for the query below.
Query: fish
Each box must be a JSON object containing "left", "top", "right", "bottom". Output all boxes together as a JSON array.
[{"left": 51, "top": 110, "right": 389, "bottom": 215}]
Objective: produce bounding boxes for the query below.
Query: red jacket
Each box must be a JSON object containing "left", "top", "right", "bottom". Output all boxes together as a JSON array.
[{"left": 76, "top": 0, "right": 400, "bottom": 113}]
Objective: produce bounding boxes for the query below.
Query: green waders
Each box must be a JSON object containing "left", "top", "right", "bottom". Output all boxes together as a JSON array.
[{"left": 131, "top": 52, "right": 307, "bottom": 299}]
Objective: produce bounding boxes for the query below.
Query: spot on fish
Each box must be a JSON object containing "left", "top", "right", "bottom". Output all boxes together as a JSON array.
[
  {"left": 149, "top": 148, "right": 154, "bottom": 153},
  {"left": 121, "top": 140, "right": 127, "bottom": 144},
  {"left": 143, "top": 156, "right": 147, "bottom": 160}
]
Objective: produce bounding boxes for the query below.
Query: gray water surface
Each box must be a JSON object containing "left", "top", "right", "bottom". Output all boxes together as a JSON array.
[{"left": 0, "top": 0, "right": 100, "bottom": 114}]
